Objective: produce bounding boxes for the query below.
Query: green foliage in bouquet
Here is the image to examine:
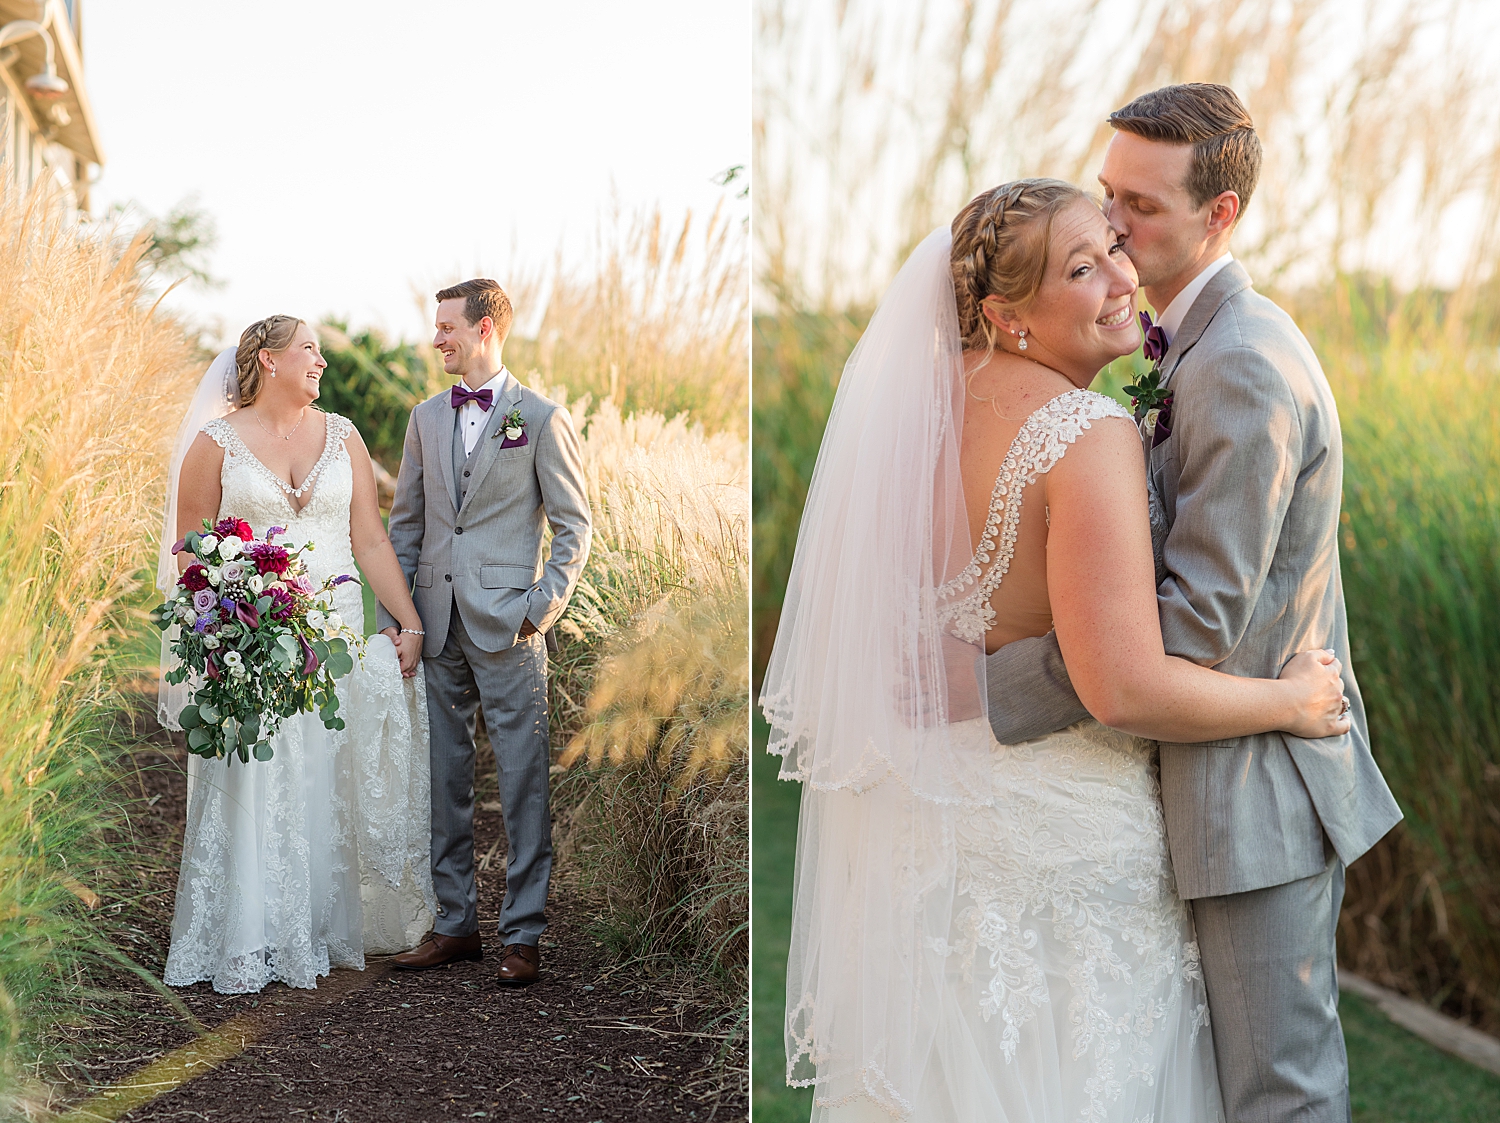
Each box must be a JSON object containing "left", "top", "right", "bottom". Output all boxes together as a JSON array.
[{"left": 152, "top": 517, "right": 363, "bottom": 764}]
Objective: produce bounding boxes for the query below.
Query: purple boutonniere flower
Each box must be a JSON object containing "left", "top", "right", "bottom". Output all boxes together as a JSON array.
[
  {"left": 1125, "top": 311, "right": 1174, "bottom": 450},
  {"left": 1139, "top": 310, "right": 1169, "bottom": 363}
]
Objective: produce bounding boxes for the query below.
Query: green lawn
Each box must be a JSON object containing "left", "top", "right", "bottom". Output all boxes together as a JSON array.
[
  {"left": 750, "top": 716, "right": 1500, "bottom": 1123},
  {"left": 752, "top": 714, "right": 814, "bottom": 1123}
]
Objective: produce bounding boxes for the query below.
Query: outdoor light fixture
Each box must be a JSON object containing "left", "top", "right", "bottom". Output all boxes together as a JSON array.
[{"left": 0, "top": 16, "right": 70, "bottom": 103}]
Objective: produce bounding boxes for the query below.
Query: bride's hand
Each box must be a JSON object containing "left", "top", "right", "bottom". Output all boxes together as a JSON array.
[
  {"left": 393, "top": 631, "right": 422, "bottom": 677},
  {"left": 1277, "top": 649, "right": 1351, "bottom": 739}
]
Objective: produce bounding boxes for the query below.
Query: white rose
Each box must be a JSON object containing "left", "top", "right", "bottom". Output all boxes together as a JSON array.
[
  {"left": 223, "top": 650, "right": 243, "bottom": 668},
  {"left": 266, "top": 580, "right": 286, "bottom": 592},
  {"left": 176, "top": 604, "right": 196, "bottom": 624},
  {"left": 306, "top": 610, "right": 326, "bottom": 631},
  {"left": 217, "top": 536, "right": 243, "bottom": 560},
  {"left": 221, "top": 561, "right": 247, "bottom": 583},
  {"left": 325, "top": 612, "right": 343, "bottom": 634},
  {"left": 505, "top": 426, "right": 523, "bottom": 440},
  {"left": 248, "top": 573, "right": 265, "bottom": 595},
  {"left": 200, "top": 534, "right": 219, "bottom": 555},
  {"left": 1143, "top": 408, "right": 1160, "bottom": 437},
  {"left": 202, "top": 634, "right": 221, "bottom": 650},
  {"left": 207, "top": 567, "right": 222, "bottom": 587}
]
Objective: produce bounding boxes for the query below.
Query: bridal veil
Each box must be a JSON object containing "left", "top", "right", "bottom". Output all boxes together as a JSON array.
[
  {"left": 157, "top": 347, "right": 240, "bottom": 731},
  {"left": 761, "top": 227, "right": 993, "bottom": 1115}
]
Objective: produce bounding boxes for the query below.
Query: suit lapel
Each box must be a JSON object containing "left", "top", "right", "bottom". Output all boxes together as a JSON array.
[
  {"left": 1160, "top": 261, "right": 1254, "bottom": 387},
  {"left": 457, "top": 373, "right": 524, "bottom": 516},
  {"left": 428, "top": 396, "right": 460, "bottom": 511}
]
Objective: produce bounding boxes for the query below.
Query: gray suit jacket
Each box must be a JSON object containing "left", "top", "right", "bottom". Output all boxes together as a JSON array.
[
  {"left": 984, "top": 262, "right": 1401, "bottom": 898},
  {"left": 377, "top": 373, "right": 592, "bottom": 658}
]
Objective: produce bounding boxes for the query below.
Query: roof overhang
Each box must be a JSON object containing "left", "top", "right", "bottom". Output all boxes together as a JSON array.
[{"left": 0, "top": 0, "right": 103, "bottom": 167}]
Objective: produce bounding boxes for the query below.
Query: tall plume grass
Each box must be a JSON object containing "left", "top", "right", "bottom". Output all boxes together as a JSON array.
[
  {"left": 755, "top": 0, "right": 1500, "bottom": 1038},
  {"left": 542, "top": 389, "right": 748, "bottom": 995},
  {"left": 0, "top": 186, "right": 197, "bottom": 1107},
  {"left": 505, "top": 200, "right": 748, "bottom": 436}
]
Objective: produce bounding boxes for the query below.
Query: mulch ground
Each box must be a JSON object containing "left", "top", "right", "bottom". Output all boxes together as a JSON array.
[{"left": 50, "top": 703, "right": 746, "bottom": 1123}]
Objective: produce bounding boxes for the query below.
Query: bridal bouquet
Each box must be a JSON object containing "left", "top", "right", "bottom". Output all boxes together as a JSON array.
[{"left": 152, "top": 517, "right": 363, "bottom": 763}]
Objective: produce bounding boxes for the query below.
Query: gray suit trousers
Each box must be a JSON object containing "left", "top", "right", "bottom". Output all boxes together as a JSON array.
[
  {"left": 424, "top": 601, "right": 552, "bottom": 945},
  {"left": 1191, "top": 852, "right": 1350, "bottom": 1123}
]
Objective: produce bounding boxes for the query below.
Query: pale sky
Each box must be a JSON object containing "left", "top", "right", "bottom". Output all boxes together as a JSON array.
[{"left": 84, "top": 1, "right": 749, "bottom": 345}]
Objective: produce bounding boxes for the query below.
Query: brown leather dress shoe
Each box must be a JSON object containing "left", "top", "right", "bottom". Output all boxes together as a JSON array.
[
  {"left": 390, "top": 931, "right": 483, "bottom": 971},
  {"left": 495, "top": 943, "right": 540, "bottom": 986}
]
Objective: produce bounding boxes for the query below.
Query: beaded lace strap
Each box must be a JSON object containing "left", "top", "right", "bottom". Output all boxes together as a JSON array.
[{"left": 936, "top": 390, "right": 1130, "bottom": 644}]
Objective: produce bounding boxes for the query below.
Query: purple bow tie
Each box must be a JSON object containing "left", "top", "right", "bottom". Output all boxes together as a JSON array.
[
  {"left": 450, "top": 385, "right": 494, "bottom": 411},
  {"left": 1138, "top": 311, "right": 1169, "bottom": 362}
]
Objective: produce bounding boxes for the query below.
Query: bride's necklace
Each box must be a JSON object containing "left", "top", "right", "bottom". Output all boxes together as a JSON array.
[
  {"left": 252, "top": 405, "right": 308, "bottom": 441},
  {"left": 968, "top": 357, "right": 1063, "bottom": 421}
]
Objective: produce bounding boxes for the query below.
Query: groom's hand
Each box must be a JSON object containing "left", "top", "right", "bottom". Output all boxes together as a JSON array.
[{"left": 518, "top": 619, "right": 539, "bottom": 639}]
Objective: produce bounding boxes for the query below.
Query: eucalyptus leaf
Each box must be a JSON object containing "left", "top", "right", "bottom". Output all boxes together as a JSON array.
[
  {"left": 179, "top": 705, "right": 201, "bottom": 729},
  {"left": 187, "top": 727, "right": 211, "bottom": 751},
  {"left": 253, "top": 741, "right": 273, "bottom": 762}
]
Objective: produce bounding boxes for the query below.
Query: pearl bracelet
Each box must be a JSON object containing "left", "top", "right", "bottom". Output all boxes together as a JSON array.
[{"left": 400, "top": 628, "right": 425, "bottom": 637}]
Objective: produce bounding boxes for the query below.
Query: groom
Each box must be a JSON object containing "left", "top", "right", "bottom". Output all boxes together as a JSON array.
[
  {"left": 985, "top": 85, "right": 1402, "bottom": 1120},
  {"left": 380, "top": 278, "right": 591, "bottom": 985}
]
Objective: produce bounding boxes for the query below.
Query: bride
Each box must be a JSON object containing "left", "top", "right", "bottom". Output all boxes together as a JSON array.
[
  {"left": 761, "top": 180, "right": 1351, "bottom": 1121},
  {"left": 158, "top": 315, "right": 435, "bottom": 994}
]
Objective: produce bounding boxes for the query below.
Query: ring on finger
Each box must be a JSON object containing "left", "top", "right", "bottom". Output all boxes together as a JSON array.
[{"left": 1338, "top": 695, "right": 1350, "bottom": 716}]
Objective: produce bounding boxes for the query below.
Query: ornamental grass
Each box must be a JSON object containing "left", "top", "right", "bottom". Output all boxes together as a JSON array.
[{"left": 0, "top": 184, "right": 199, "bottom": 1111}]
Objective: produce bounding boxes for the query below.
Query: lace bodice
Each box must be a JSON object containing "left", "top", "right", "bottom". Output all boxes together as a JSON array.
[
  {"left": 937, "top": 390, "right": 1131, "bottom": 646},
  {"left": 202, "top": 413, "right": 362, "bottom": 622}
]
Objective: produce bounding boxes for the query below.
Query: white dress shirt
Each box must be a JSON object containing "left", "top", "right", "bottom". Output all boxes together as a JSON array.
[
  {"left": 457, "top": 367, "right": 509, "bottom": 456},
  {"left": 1156, "top": 253, "right": 1234, "bottom": 344}
]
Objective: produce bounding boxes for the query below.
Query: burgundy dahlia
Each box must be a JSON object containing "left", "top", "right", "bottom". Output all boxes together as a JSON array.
[
  {"left": 250, "top": 543, "right": 291, "bottom": 576},
  {"left": 180, "top": 563, "right": 210, "bottom": 592},
  {"left": 215, "top": 517, "right": 255, "bottom": 541}
]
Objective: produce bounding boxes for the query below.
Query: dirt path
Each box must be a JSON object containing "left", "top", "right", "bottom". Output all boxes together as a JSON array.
[{"left": 56, "top": 711, "right": 744, "bottom": 1123}]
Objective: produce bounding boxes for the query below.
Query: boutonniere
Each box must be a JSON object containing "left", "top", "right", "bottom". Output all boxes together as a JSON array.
[
  {"left": 1124, "top": 311, "right": 1173, "bottom": 449},
  {"left": 494, "top": 407, "right": 528, "bottom": 448}
]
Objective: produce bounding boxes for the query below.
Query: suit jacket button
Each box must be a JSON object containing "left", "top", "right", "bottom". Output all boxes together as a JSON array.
[
  {"left": 463, "top": 470, "right": 470, "bottom": 477},
  {"left": 455, "top": 526, "right": 464, "bottom": 534},
  {"left": 445, "top": 574, "right": 452, "bottom": 582}
]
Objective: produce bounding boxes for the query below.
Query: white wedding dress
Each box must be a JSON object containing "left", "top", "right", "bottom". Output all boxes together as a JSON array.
[
  {"left": 791, "top": 392, "right": 1225, "bottom": 1123},
  {"left": 163, "top": 412, "right": 435, "bottom": 994}
]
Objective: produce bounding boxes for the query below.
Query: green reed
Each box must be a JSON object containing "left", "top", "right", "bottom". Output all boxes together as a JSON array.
[{"left": 0, "top": 185, "right": 199, "bottom": 1111}]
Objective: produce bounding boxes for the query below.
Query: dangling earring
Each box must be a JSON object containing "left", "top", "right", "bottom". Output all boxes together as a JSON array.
[
  {"left": 270, "top": 366, "right": 277, "bottom": 378},
  {"left": 1017, "top": 330, "right": 1028, "bottom": 352}
]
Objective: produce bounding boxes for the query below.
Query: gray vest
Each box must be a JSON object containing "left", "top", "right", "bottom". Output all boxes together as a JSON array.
[{"left": 452, "top": 403, "right": 503, "bottom": 506}]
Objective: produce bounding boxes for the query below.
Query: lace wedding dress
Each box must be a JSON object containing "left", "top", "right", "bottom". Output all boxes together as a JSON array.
[
  {"left": 163, "top": 413, "right": 435, "bottom": 994},
  {"left": 800, "top": 391, "right": 1224, "bottom": 1123}
]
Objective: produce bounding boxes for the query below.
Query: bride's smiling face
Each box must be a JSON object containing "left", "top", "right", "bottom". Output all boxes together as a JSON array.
[
  {"left": 264, "top": 322, "right": 326, "bottom": 401},
  {"left": 989, "top": 200, "right": 1140, "bottom": 385}
]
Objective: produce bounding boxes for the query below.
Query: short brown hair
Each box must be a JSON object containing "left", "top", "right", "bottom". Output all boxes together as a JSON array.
[
  {"left": 234, "top": 314, "right": 305, "bottom": 406},
  {"left": 435, "top": 278, "right": 514, "bottom": 340},
  {"left": 950, "top": 178, "right": 1094, "bottom": 351},
  {"left": 1108, "top": 83, "right": 1261, "bottom": 216}
]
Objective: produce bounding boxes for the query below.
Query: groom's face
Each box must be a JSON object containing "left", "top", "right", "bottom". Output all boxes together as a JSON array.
[
  {"left": 1098, "top": 132, "right": 1206, "bottom": 297},
  {"left": 433, "top": 298, "right": 489, "bottom": 377}
]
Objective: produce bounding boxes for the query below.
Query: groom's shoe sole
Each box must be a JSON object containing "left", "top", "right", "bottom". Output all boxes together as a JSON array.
[{"left": 390, "top": 932, "right": 484, "bottom": 970}]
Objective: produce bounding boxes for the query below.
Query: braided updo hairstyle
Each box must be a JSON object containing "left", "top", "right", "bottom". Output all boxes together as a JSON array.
[
  {"left": 950, "top": 178, "right": 1092, "bottom": 352},
  {"left": 234, "top": 315, "right": 305, "bottom": 406}
]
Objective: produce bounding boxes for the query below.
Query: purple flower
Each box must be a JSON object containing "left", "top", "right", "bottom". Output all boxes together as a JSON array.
[
  {"left": 192, "top": 588, "right": 218, "bottom": 614},
  {"left": 266, "top": 526, "right": 285, "bottom": 543},
  {"left": 1139, "top": 310, "right": 1169, "bottom": 363},
  {"left": 170, "top": 536, "right": 188, "bottom": 555},
  {"left": 299, "top": 635, "right": 320, "bottom": 676},
  {"left": 332, "top": 574, "right": 357, "bottom": 586},
  {"left": 235, "top": 601, "right": 260, "bottom": 629},
  {"left": 266, "top": 587, "right": 297, "bottom": 622},
  {"left": 193, "top": 613, "right": 214, "bottom": 633}
]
